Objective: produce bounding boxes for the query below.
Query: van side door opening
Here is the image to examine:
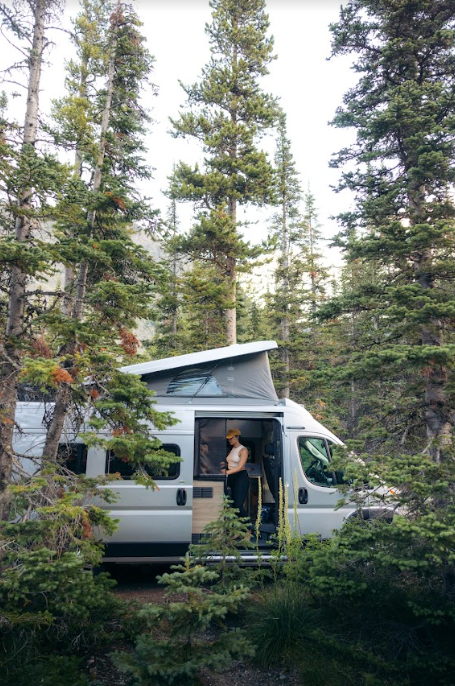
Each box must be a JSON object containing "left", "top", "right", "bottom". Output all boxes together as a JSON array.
[{"left": 193, "top": 417, "right": 283, "bottom": 544}]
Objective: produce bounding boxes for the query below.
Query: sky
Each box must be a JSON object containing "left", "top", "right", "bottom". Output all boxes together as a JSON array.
[{"left": 3, "top": 0, "right": 358, "bottom": 264}]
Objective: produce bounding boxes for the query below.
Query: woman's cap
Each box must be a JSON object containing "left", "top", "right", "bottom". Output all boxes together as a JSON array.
[{"left": 226, "top": 428, "right": 241, "bottom": 439}]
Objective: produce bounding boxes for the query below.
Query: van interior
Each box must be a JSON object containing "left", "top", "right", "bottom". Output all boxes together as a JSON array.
[{"left": 193, "top": 417, "right": 282, "bottom": 545}]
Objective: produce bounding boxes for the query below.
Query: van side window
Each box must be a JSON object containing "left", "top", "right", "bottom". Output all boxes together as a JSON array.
[
  {"left": 58, "top": 443, "right": 87, "bottom": 475},
  {"left": 106, "top": 444, "right": 181, "bottom": 480},
  {"left": 298, "top": 437, "right": 334, "bottom": 488}
]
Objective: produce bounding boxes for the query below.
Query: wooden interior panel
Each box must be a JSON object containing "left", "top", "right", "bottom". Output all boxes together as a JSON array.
[{"left": 192, "top": 479, "right": 225, "bottom": 533}]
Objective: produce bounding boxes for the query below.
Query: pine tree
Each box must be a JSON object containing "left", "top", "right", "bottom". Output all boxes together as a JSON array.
[
  {"left": 170, "top": 0, "right": 279, "bottom": 345},
  {"left": 324, "top": 0, "right": 455, "bottom": 459},
  {"left": 180, "top": 260, "right": 228, "bottom": 351},
  {"left": 37, "top": 0, "right": 175, "bottom": 479},
  {"left": 0, "top": 0, "right": 65, "bottom": 515},
  {"left": 303, "top": 186, "right": 327, "bottom": 313},
  {"left": 0, "top": 1, "right": 175, "bottom": 513},
  {"left": 36, "top": 0, "right": 167, "bottom": 472},
  {"left": 265, "top": 116, "right": 330, "bottom": 401},
  {"left": 113, "top": 553, "right": 253, "bottom": 686},
  {"left": 267, "top": 115, "right": 306, "bottom": 397}
]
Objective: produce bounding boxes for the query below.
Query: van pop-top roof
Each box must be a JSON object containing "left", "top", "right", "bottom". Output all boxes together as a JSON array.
[{"left": 120, "top": 341, "right": 279, "bottom": 403}]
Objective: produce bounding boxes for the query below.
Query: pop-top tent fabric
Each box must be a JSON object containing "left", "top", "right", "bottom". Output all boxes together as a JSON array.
[{"left": 120, "top": 341, "right": 278, "bottom": 402}]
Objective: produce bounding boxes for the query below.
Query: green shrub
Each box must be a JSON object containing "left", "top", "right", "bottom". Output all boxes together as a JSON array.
[
  {"left": 113, "top": 554, "right": 254, "bottom": 686},
  {"left": 0, "top": 474, "right": 123, "bottom": 681},
  {"left": 189, "top": 495, "right": 256, "bottom": 590},
  {"left": 1, "top": 655, "right": 91, "bottom": 686},
  {"left": 296, "top": 452, "right": 455, "bottom": 686}
]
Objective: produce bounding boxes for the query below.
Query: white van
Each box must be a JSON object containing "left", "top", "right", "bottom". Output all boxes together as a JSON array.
[{"left": 14, "top": 341, "right": 378, "bottom": 563}]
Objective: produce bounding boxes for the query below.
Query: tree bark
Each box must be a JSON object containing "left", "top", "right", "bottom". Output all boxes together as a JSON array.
[
  {"left": 170, "top": 198, "right": 178, "bottom": 346},
  {"left": 280, "top": 185, "right": 290, "bottom": 398},
  {"left": 62, "top": 62, "right": 88, "bottom": 318},
  {"left": 409, "top": 182, "right": 452, "bottom": 460},
  {"left": 225, "top": 193, "right": 237, "bottom": 345},
  {"left": 0, "top": 0, "right": 48, "bottom": 516}
]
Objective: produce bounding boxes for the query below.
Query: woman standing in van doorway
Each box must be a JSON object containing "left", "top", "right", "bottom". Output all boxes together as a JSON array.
[{"left": 221, "top": 428, "right": 249, "bottom": 519}]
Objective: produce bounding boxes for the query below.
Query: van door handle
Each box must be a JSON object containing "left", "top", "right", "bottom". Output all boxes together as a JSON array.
[
  {"left": 298, "top": 487, "right": 308, "bottom": 505},
  {"left": 177, "top": 488, "right": 187, "bottom": 506}
]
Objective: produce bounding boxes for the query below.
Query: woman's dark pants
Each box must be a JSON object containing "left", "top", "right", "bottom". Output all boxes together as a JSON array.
[{"left": 226, "top": 470, "right": 250, "bottom": 519}]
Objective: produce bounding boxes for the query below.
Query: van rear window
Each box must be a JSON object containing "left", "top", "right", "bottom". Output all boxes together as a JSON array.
[
  {"left": 58, "top": 443, "right": 87, "bottom": 475},
  {"left": 105, "top": 444, "right": 181, "bottom": 480}
]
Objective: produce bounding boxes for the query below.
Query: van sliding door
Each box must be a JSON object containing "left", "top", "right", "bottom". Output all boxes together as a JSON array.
[{"left": 101, "top": 433, "right": 194, "bottom": 560}]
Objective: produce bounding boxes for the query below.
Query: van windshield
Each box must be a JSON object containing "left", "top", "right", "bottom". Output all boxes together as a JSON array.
[{"left": 298, "top": 437, "right": 334, "bottom": 488}]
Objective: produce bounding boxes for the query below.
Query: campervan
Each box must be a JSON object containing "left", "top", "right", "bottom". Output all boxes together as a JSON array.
[{"left": 14, "top": 341, "right": 379, "bottom": 563}]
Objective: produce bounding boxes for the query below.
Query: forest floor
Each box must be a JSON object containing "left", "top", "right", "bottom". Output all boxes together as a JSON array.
[{"left": 88, "top": 566, "right": 302, "bottom": 686}]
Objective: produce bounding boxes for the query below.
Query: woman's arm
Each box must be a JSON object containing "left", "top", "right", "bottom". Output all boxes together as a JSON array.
[{"left": 226, "top": 447, "right": 248, "bottom": 475}]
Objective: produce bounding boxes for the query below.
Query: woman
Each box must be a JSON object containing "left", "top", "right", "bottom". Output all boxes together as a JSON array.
[{"left": 220, "top": 428, "right": 249, "bottom": 519}]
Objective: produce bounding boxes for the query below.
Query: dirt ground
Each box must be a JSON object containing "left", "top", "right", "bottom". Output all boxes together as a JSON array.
[
  {"left": 98, "top": 567, "right": 303, "bottom": 686},
  {"left": 199, "top": 663, "right": 301, "bottom": 686}
]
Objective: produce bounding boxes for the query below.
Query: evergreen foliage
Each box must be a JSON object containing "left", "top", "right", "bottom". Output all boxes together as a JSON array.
[
  {"left": 190, "top": 495, "right": 254, "bottom": 590},
  {"left": 3, "top": 2, "right": 455, "bottom": 684},
  {"left": 299, "top": 451, "right": 455, "bottom": 685},
  {"left": 322, "top": 0, "right": 455, "bottom": 459},
  {"left": 0, "top": 470, "right": 123, "bottom": 684},
  {"left": 0, "top": 0, "right": 67, "bottom": 512},
  {"left": 263, "top": 115, "right": 330, "bottom": 406},
  {"left": 113, "top": 553, "right": 253, "bottom": 686},
  {"left": 0, "top": 0, "right": 175, "bottom": 499}
]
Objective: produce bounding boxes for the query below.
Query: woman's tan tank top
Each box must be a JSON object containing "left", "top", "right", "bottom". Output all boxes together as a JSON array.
[{"left": 227, "top": 444, "right": 246, "bottom": 470}]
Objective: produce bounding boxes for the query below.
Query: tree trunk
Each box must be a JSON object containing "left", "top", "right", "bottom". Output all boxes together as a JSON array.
[
  {"left": 0, "top": 0, "right": 48, "bottom": 515},
  {"left": 308, "top": 213, "right": 316, "bottom": 314},
  {"left": 62, "top": 63, "right": 88, "bottom": 318},
  {"left": 418, "top": 255, "right": 451, "bottom": 461},
  {"left": 170, "top": 198, "right": 178, "bottom": 346},
  {"left": 225, "top": 197, "right": 237, "bottom": 345},
  {"left": 409, "top": 182, "right": 452, "bottom": 460},
  {"left": 225, "top": 257, "right": 237, "bottom": 345},
  {"left": 280, "top": 189, "right": 290, "bottom": 398},
  {"left": 72, "top": 0, "right": 119, "bottom": 321},
  {"left": 225, "top": 32, "right": 238, "bottom": 347}
]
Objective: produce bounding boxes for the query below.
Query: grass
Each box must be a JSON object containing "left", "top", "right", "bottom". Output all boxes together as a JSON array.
[{"left": 246, "top": 583, "right": 324, "bottom": 669}]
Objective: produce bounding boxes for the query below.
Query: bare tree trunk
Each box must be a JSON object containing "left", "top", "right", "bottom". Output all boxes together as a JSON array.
[
  {"left": 281, "top": 190, "right": 290, "bottom": 399},
  {"left": 42, "top": 3, "right": 121, "bottom": 464},
  {"left": 225, "top": 159, "right": 237, "bottom": 343},
  {"left": 170, "top": 198, "right": 178, "bottom": 346},
  {"left": 0, "top": 0, "right": 48, "bottom": 515},
  {"left": 225, "top": 253, "right": 237, "bottom": 345},
  {"left": 308, "top": 213, "right": 316, "bottom": 314},
  {"left": 225, "top": 195, "right": 237, "bottom": 347},
  {"left": 62, "top": 65, "right": 88, "bottom": 318}
]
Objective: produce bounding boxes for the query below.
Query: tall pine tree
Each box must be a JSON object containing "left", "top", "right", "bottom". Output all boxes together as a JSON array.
[
  {"left": 268, "top": 114, "right": 305, "bottom": 397},
  {"left": 266, "top": 116, "right": 329, "bottom": 401},
  {"left": 40, "top": 0, "right": 168, "bottom": 469},
  {"left": 325, "top": 0, "right": 455, "bottom": 459},
  {"left": 170, "top": 0, "right": 279, "bottom": 345}
]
